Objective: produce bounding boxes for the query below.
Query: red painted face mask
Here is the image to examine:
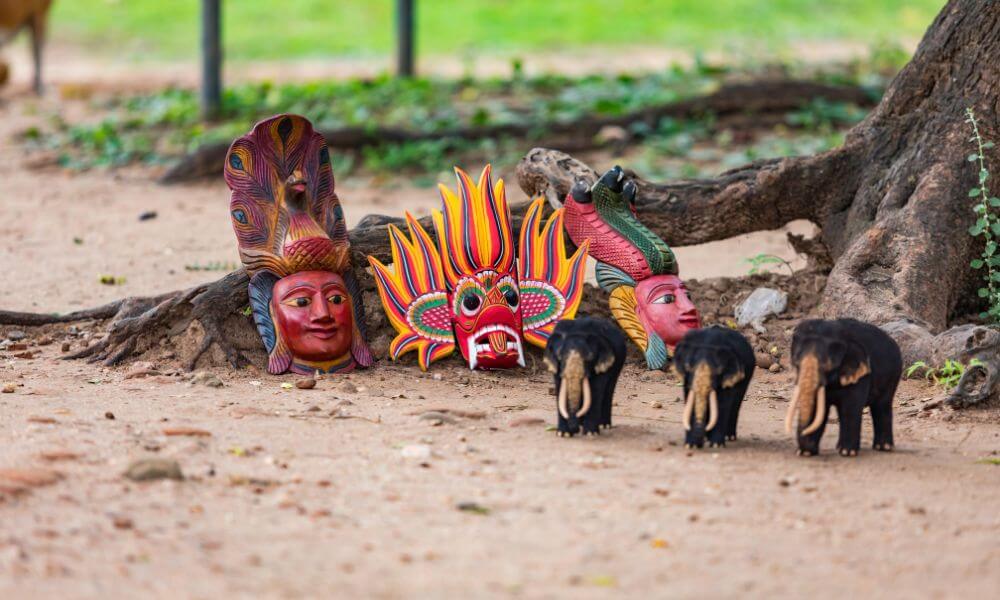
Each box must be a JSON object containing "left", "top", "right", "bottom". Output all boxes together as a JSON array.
[
  {"left": 368, "top": 165, "right": 589, "bottom": 371},
  {"left": 225, "top": 114, "right": 373, "bottom": 375},
  {"left": 450, "top": 270, "right": 524, "bottom": 370},
  {"left": 272, "top": 271, "right": 355, "bottom": 371},
  {"left": 635, "top": 275, "right": 701, "bottom": 349}
]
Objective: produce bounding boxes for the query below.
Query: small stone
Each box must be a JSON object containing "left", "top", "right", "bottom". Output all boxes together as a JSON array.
[
  {"left": 779, "top": 475, "right": 798, "bottom": 487},
  {"left": 400, "top": 444, "right": 432, "bottom": 460},
  {"left": 650, "top": 401, "right": 663, "bottom": 409},
  {"left": 112, "top": 515, "right": 134, "bottom": 530},
  {"left": 7, "top": 330, "right": 25, "bottom": 341},
  {"left": 13, "top": 351, "right": 34, "bottom": 359},
  {"left": 339, "top": 381, "right": 358, "bottom": 394},
  {"left": 27, "top": 416, "right": 58, "bottom": 424},
  {"left": 335, "top": 399, "right": 354, "bottom": 407},
  {"left": 419, "top": 411, "right": 456, "bottom": 425},
  {"left": 124, "top": 458, "right": 184, "bottom": 482},
  {"left": 768, "top": 363, "right": 782, "bottom": 373},
  {"left": 190, "top": 371, "right": 223, "bottom": 388},
  {"left": 104, "top": 411, "right": 115, "bottom": 420},
  {"left": 295, "top": 378, "right": 317, "bottom": 390},
  {"left": 61, "top": 342, "right": 71, "bottom": 352},
  {"left": 2, "top": 384, "right": 15, "bottom": 394},
  {"left": 431, "top": 373, "right": 443, "bottom": 381},
  {"left": 125, "top": 361, "right": 160, "bottom": 379},
  {"left": 755, "top": 353, "right": 774, "bottom": 369}
]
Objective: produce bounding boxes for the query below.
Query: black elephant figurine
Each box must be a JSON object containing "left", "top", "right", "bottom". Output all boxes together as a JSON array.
[
  {"left": 672, "top": 326, "right": 755, "bottom": 448},
  {"left": 788, "top": 318, "right": 902, "bottom": 457},
  {"left": 544, "top": 317, "right": 627, "bottom": 437}
]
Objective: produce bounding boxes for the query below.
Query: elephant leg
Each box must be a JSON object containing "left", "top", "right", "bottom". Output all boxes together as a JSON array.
[
  {"left": 870, "top": 388, "right": 896, "bottom": 451},
  {"left": 834, "top": 383, "right": 869, "bottom": 456},
  {"left": 726, "top": 384, "right": 748, "bottom": 441},
  {"left": 599, "top": 377, "right": 615, "bottom": 429},
  {"left": 796, "top": 403, "right": 831, "bottom": 457},
  {"left": 581, "top": 405, "right": 602, "bottom": 436},
  {"left": 707, "top": 392, "right": 737, "bottom": 448},
  {"left": 556, "top": 414, "right": 578, "bottom": 437}
]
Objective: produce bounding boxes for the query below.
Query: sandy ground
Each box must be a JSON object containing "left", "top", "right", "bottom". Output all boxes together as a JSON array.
[{"left": 1, "top": 85, "right": 999, "bottom": 599}]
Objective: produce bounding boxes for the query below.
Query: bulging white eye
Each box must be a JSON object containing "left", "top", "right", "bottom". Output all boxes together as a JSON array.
[{"left": 461, "top": 293, "right": 481, "bottom": 316}]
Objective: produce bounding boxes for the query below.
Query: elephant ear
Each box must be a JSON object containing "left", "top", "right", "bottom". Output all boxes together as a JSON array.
[
  {"left": 839, "top": 342, "right": 871, "bottom": 386},
  {"left": 716, "top": 347, "right": 746, "bottom": 388}
]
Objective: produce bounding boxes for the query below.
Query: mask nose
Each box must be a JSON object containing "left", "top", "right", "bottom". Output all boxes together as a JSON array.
[{"left": 310, "top": 293, "right": 333, "bottom": 322}]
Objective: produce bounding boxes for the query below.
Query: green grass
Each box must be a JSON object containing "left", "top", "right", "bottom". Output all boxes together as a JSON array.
[{"left": 51, "top": 1, "right": 943, "bottom": 62}]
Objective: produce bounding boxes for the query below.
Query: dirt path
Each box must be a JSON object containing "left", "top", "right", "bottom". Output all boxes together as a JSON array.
[{"left": 1, "top": 94, "right": 998, "bottom": 599}]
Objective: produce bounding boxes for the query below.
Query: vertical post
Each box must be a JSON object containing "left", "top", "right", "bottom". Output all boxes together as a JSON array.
[
  {"left": 201, "top": 0, "right": 223, "bottom": 118},
  {"left": 396, "top": 0, "right": 415, "bottom": 77}
]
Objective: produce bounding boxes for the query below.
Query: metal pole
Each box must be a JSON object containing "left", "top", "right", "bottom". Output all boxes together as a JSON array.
[
  {"left": 201, "top": 0, "right": 223, "bottom": 118},
  {"left": 396, "top": 0, "right": 415, "bottom": 77}
]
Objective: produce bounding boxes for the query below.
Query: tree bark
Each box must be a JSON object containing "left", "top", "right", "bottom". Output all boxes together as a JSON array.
[{"left": 516, "top": 0, "right": 1000, "bottom": 406}]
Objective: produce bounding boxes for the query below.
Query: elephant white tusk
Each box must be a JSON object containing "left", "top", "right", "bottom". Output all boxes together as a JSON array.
[
  {"left": 785, "top": 382, "right": 800, "bottom": 434},
  {"left": 802, "top": 386, "right": 826, "bottom": 435},
  {"left": 577, "top": 377, "right": 592, "bottom": 418},
  {"left": 706, "top": 390, "right": 719, "bottom": 432},
  {"left": 557, "top": 380, "right": 569, "bottom": 420},
  {"left": 683, "top": 390, "right": 694, "bottom": 431}
]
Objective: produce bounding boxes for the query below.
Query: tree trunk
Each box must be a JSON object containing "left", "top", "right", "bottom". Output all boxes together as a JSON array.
[{"left": 516, "top": 0, "right": 1000, "bottom": 406}]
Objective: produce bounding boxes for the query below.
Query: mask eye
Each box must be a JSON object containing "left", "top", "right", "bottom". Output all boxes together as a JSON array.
[
  {"left": 328, "top": 294, "right": 345, "bottom": 305},
  {"left": 282, "top": 296, "right": 311, "bottom": 308},
  {"left": 652, "top": 293, "right": 675, "bottom": 304},
  {"left": 504, "top": 288, "right": 519, "bottom": 308},
  {"left": 461, "top": 293, "right": 481, "bottom": 316},
  {"left": 232, "top": 209, "right": 248, "bottom": 225}
]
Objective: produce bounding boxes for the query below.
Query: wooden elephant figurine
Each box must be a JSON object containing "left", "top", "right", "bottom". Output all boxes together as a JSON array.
[
  {"left": 788, "top": 318, "right": 902, "bottom": 457},
  {"left": 673, "top": 326, "right": 755, "bottom": 448},
  {"left": 544, "top": 317, "right": 626, "bottom": 437}
]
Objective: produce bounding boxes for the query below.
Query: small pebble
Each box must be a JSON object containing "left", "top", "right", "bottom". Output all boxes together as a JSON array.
[
  {"left": 7, "top": 330, "right": 25, "bottom": 341},
  {"left": 2, "top": 384, "right": 15, "bottom": 394},
  {"left": 295, "top": 378, "right": 317, "bottom": 390},
  {"left": 124, "top": 458, "right": 184, "bottom": 482},
  {"left": 768, "top": 363, "right": 782, "bottom": 373},
  {"left": 339, "top": 381, "right": 358, "bottom": 394}
]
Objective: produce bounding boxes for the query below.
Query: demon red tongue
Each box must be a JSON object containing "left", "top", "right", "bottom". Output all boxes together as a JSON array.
[{"left": 488, "top": 331, "right": 507, "bottom": 354}]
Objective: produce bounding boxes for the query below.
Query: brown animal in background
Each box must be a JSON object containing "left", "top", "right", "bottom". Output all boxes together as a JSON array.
[{"left": 0, "top": 0, "right": 53, "bottom": 93}]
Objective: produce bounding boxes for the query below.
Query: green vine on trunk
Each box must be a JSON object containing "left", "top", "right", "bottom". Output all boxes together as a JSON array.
[{"left": 965, "top": 108, "right": 1000, "bottom": 323}]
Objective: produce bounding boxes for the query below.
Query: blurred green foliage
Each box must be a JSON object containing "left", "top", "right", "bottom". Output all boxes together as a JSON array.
[{"left": 52, "top": 1, "right": 941, "bottom": 61}]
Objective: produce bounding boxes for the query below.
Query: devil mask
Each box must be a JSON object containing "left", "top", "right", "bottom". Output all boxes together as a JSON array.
[
  {"left": 562, "top": 166, "right": 701, "bottom": 369},
  {"left": 368, "top": 165, "right": 589, "bottom": 370},
  {"left": 225, "top": 114, "right": 373, "bottom": 375}
]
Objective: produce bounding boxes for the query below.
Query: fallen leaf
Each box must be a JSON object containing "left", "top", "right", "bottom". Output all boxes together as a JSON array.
[{"left": 163, "top": 427, "right": 211, "bottom": 437}]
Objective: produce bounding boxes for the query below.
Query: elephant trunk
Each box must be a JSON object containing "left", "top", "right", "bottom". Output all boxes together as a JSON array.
[
  {"left": 558, "top": 350, "right": 586, "bottom": 420},
  {"left": 786, "top": 353, "right": 826, "bottom": 435},
  {"left": 684, "top": 362, "right": 717, "bottom": 432}
]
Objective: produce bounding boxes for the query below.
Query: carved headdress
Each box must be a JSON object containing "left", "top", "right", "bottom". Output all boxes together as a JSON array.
[
  {"left": 225, "top": 114, "right": 372, "bottom": 375},
  {"left": 562, "top": 166, "right": 701, "bottom": 369},
  {"left": 369, "top": 165, "right": 588, "bottom": 370}
]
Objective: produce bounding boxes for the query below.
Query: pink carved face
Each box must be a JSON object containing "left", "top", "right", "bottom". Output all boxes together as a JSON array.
[
  {"left": 272, "top": 271, "right": 354, "bottom": 363},
  {"left": 635, "top": 275, "right": 701, "bottom": 349},
  {"left": 450, "top": 269, "right": 524, "bottom": 370}
]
